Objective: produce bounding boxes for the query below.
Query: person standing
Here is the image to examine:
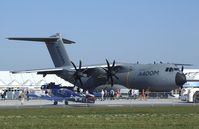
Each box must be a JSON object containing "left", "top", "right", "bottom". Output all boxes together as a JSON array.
[
  {"left": 85, "top": 90, "right": 89, "bottom": 95},
  {"left": 110, "top": 89, "right": 115, "bottom": 100},
  {"left": 140, "top": 89, "right": 145, "bottom": 100},
  {"left": 131, "top": 89, "right": 135, "bottom": 99},
  {"left": 26, "top": 90, "right": 30, "bottom": 101},
  {"left": 104, "top": 90, "right": 108, "bottom": 100},
  {"left": 19, "top": 91, "right": 25, "bottom": 105},
  {"left": 128, "top": 89, "right": 132, "bottom": 99},
  {"left": 101, "top": 89, "right": 105, "bottom": 101}
]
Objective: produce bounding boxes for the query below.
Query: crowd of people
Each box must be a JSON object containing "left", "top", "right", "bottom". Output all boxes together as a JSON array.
[
  {"left": 0, "top": 89, "right": 29, "bottom": 105},
  {"left": 98, "top": 88, "right": 150, "bottom": 101},
  {"left": 0, "top": 87, "right": 151, "bottom": 105}
]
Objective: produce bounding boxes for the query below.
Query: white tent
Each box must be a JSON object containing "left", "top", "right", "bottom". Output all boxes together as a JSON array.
[{"left": 0, "top": 71, "right": 73, "bottom": 88}]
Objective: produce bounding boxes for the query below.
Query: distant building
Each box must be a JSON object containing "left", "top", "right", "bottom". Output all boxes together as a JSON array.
[{"left": 0, "top": 71, "right": 73, "bottom": 89}]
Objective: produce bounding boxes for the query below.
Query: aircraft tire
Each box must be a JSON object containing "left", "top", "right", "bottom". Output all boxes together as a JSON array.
[
  {"left": 54, "top": 101, "right": 58, "bottom": 105},
  {"left": 193, "top": 91, "right": 199, "bottom": 103}
]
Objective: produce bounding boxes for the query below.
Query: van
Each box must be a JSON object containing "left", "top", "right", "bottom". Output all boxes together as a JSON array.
[{"left": 120, "top": 89, "right": 139, "bottom": 99}]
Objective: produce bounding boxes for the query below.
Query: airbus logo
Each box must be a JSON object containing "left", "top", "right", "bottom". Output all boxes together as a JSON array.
[{"left": 138, "top": 71, "right": 159, "bottom": 76}]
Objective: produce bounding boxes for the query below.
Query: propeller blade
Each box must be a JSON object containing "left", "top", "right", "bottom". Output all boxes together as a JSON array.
[
  {"left": 104, "top": 59, "right": 119, "bottom": 87},
  {"left": 73, "top": 76, "right": 83, "bottom": 86},
  {"left": 112, "top": 60, "right": 115, "bottom": 68},
  {"left": 106, "top": 59, "right": 111, "bottom": 70},
  {"left": 107, "top": 74, "right": 110, "bottom": 81},
  {"left": 114, "top": 75, "right": 119, "bottom": 80},
  {"left": 71, "top": 61, "right": 77, "bottom": 70},
  {"left": 110, "top": 76, "right": 114, "bottom": 86},
  {"left": 181, "top": 65, "right": 184, "bottom": 72},
  {"left": 102, "top": 67, "right": 108, "bottom": 73},
  {"left": 82, "top": 68, "right": 88, "bottom": 74},
  {"left": 79, "top": 60, "right": 82, "bottom": 70},
  {"left": 70, "top": 60, "right": 85, "bottom": 86},
  {"left": 78, "top": 77, "right": 83, "bottom": 86}
]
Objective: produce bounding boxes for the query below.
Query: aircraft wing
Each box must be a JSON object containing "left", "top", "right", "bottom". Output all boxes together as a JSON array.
[
  {"left": 11, "top": 67, "right": 65, "bottom": 76},
  {"left": 11, "top": 63, "right": 132, "bottom": 78},
  {"left": 78, "top": 63, "right": 132, "bottom": 78}
]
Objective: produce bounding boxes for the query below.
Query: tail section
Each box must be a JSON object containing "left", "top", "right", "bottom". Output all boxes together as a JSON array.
[{"left": 8, "top": 33, "right": 74, "bottom": 67}]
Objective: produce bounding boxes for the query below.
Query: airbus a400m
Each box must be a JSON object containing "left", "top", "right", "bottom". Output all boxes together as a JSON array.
[{"left": 8, "top": 33, "right": 187, "bottom": 92}]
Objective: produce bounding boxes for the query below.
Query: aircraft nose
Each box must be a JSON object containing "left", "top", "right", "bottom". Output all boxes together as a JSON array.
[{"left": 175, "top": 72, "right": 187, "bottom": 86}]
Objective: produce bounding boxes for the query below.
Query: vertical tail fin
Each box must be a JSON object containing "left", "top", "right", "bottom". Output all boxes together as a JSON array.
[
  {"left": 7, "top": 33, "right": 75, "bottom": 67},
  {"left": 45, "top": 33, "right": 74, "bottom": 67}
]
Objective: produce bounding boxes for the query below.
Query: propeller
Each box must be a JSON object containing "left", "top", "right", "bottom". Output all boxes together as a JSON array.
[
  {"left": 103, "top": 59, "right": 119, "bottom": 86},
  {"left": 71, "top": 60, "right": 86, "bottom": 86},
  {"left": 181, "top": 65, "right": 184, "bottom": 72}
]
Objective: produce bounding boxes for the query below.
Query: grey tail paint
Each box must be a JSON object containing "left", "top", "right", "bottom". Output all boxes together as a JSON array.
[{"left": 8, "top": 33, "right": 75, "bottom": 67}]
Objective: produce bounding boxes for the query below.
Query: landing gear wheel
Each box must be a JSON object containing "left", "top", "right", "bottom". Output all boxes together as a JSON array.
[
  {"left": 65, "top": 100, "right": 68, "bottom": 105},
  {"left": 193, "top": 91, "right": 199, "bottom": 103},
  {"left": 53, "top": 101, "right": 58, "bottom": 105}
]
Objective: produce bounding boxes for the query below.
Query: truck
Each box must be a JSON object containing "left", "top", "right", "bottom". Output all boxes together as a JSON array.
[{"left": 181, "top": 87, "right": 199, "bottom": 103}]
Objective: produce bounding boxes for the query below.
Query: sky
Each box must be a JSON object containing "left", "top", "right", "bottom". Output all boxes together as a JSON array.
[{"left": 0, "top": 0, "right": 199, "bottom": 70}]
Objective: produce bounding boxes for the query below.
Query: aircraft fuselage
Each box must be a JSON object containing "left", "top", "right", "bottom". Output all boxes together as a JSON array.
[{"left": 60, "top": 63, "right": 186, "bottom": 92}]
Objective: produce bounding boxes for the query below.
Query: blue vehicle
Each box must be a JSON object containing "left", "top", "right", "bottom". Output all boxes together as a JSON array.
[{"left": 28, "top": 83, "right": 95, "bottom": 105}]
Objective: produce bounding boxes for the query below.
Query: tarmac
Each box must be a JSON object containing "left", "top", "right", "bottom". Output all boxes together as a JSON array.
[{"left": 0, "top": 98, "right": 199, "bottom": 108}]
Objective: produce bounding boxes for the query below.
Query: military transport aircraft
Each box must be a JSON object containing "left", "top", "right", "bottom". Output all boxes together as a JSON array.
[{"left": 8, "top": 33, "right": 187, "bottom": 92}]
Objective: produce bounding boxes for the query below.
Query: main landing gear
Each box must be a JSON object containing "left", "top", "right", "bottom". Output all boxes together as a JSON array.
[{"left": 53, "top": 100, "right": 68, "bottom": 105}]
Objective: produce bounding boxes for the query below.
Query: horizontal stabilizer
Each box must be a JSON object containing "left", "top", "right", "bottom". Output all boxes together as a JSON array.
[
  {"left": 8, "top": 33, "right": 74, "bottom": 67},
  {"left": 7, "top": 37, "right": 75, "bottom": 44}
]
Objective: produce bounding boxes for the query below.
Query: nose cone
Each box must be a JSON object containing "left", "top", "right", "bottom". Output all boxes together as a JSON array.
[{"left": 175, "top": 72, "right": 187, "bottom": 86}]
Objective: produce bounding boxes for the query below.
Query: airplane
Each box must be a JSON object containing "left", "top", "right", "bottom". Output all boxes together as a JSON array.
[
  {"left": 28, "top": 82, "right": 95, "bottom": 105},
  {"left": 7, "top": 33, "right": 187, "bottom": 92}
]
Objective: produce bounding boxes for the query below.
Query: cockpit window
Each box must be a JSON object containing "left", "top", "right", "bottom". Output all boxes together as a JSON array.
[
  {"left": 174, "top": 68, "right": 179, "bottom": 71},
  {"left": 166, "top": 67, "right": 177, "bottom": 72},
  {"left": 169, "top": 68, "right": 173, "bottom": 72}
]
